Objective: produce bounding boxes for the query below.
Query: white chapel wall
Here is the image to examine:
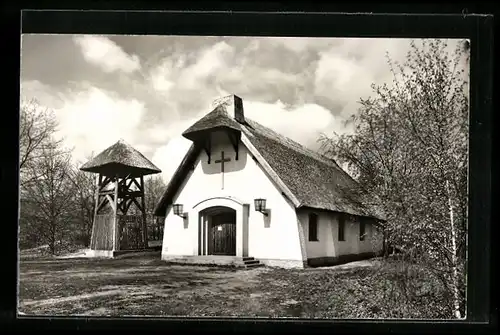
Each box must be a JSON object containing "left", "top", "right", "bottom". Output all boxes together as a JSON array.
[
  {"left": 298, "top": 210, "right": 384, "bottom": 260},
  {"left": 162, "top": 130, "right": 303, "bottom": 264}
]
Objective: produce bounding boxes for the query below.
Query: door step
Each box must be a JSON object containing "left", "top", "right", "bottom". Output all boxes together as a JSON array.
[
  {"left": 243, "top": 257, "right": 263, "bottom": 269},
  {"left": 162, "top": 255, "right": 264, "bottom": 268}
]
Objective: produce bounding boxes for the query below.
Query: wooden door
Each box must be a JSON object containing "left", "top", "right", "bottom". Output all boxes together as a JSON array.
[{"left": 209, "top": 212, "right": 236, "bottom": 255}]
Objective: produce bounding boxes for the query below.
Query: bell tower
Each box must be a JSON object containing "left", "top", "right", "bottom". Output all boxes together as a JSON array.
[{"left": 80, "top": 139, "right": 162, "bottom": 257}]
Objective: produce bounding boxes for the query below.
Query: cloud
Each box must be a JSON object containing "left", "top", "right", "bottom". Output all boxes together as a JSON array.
[
  {"left": 312, "top": 39, "right": 414, "bottom": 119},
  {"left": 143, "top": 37, "right": 334, "bottom": 128},
  {"left": 149, "top": 112, "right": 210, "bottom": 183},
  {"left": 73, "top": 35, "right": 141, "bottom": 74},
  {"left": 150, "top": 67, "right": 174, "bottom": 93},
  {"left": 335, "top": 38, "right": 411, "bottom": 77},
  {"left": 53, "top": 86, "right": 145, "bottom": 164},
  {"left": 147, "top": 54, "right": 188, "bottom": 95},
  {"left": 149, "top": 41, "right": 235, "bottom": 92},
  {"left": 25, "top": 36, "right": 460, "bottom": 182},
  {"left": 149, "top": 98, "right": 345, "bottom": 184},
  {"left": 20, "top": 79, "right": 148, "bottom": 165},
  {"left": 141, "top": 41, "right": 242, "bottom": 133},
  {"left": 244, "top": 100, "right": 340, "bottom": 149},
  {"left": 20, "top": 80, "right": 66, "bottom": 109},
  {"left": 177, "top": 41, "right": 234, "bottom": 89},
  {"left": 152, "top": 137, "right": 193, "bottom": 184},
  {"left": 269, "top": 36, "right": 336, "bottom": 54}
]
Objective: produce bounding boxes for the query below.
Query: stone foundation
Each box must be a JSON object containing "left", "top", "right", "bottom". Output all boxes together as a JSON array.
[
  {"left": 86, "top": 248, "right": 158, "bottom": 258},
  {"left": 160, "top": 253, "right": 382, "bottom": 269},
  {"left": 161, "top": 254, "right": 307, "bottom": 269},
  {"left": 86, "top": 249, "right": 115, "bottom": 258},
  {"left": 162, "top": 255, "right": 248, "bottom": 267},
  {"left": 307, "top": 251, "right": 381, "bottom": 267},
  {"left": 258, "top": 258, "right": 306, "bottom": 269}
]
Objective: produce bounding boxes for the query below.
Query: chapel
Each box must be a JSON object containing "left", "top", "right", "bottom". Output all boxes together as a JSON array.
[{"left": 154, "top": 95, "right": 386, "bottom": 268}]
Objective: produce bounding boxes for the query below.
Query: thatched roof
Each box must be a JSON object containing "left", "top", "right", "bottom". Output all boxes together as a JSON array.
[
  {"left": 182, "top": 104, "right": 243, "bottom": 141},
  {"left": 80, "top": 139, "right": 161, "bottom": 177},
  {"left": 243, "top": 119, "right": 386, "bottom": 220},
  {"left": 154, "top": 100, "right": 386, "bottom": 221}
]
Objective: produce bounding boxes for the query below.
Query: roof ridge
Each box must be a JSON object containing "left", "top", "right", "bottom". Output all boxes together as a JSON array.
[
  {"left": 243, "top": 118, "right": 341, "bottom": 169},
  {"left": 80, "top": 139, "right": 161, "bottom": 174},
  {"left": 154, "top": 102, "right": 386, "bottom": 221}
]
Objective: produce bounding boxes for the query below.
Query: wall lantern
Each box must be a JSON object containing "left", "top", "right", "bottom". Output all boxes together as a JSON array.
[
  {"left": 173, "top": 204, "right": 186, "bottom": 218},
  {"left": 254, "top": 198, "right": 269, "bottom": 216}
]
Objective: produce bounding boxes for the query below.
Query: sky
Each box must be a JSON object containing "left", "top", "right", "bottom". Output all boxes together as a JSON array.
[{"left": 20, "top": 35, "right": 465, "bottom": 183}]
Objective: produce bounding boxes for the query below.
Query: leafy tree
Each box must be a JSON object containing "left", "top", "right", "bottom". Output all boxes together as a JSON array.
[{"left": 319, "top": 39, "right": 469, "bottom": 318}]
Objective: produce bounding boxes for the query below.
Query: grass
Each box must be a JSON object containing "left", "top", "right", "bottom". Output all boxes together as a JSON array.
[{"left": 18, "top": 252, "right": 451, "bottom": 318}]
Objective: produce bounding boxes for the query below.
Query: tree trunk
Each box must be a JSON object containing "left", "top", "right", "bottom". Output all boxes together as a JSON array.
[
  {"left": 80, "top": 197, "right": 86, "bottom": 245},
  {"left": 383, "top": 228, "right": 389, "bottom": 258},
  {"left": 446, "top": 179, "right": 462, "bottom": 319},
  {"left": 49, "top": 225, "right": 56, "bottom": 255}
]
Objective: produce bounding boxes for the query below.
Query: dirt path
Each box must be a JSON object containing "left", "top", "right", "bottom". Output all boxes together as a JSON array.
[
  {"left": 18, "top": 255, "right": 273, "bottom": 316},
  {"left": 21, "top": 289, "right": 124, "bottom": 308},
  {"left": 18, "top": 254, "right": 399, "bottom": 318},
  {"left": 311, "top": 259, "right": 379, "bottom": 271}
]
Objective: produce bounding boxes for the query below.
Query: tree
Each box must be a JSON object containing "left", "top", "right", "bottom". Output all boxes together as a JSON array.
[
  {"left": 67, "top": 154, "right": 98, "bottom": 247},
  {"left": 19, "top": 99, "right": 63, "bottom": 186},
  {"left": 20, "top": 145, "right": 76, "bottom": 255},
  {"left": 319, "top": 39, "right": 469, "bottom": 318},
  {"left": 144, "top": 175, "right": 166, "bottom": 240},
  {"left": 144, "top": 175, "right": 166, "bottom": 215}
]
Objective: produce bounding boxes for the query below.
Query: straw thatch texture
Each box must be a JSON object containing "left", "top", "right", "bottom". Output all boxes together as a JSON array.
[
  {"left": 182, "top": 104, "right": 243, "bottom": 141},
  {"left": 243, "top": 119, "right": 386, "bottom": 220},
  {"left": 154, "top": 104, "right": 385, "bottom": 221},
  {"left": 80, "top": 139, "right": 161, "bottom": 177}
]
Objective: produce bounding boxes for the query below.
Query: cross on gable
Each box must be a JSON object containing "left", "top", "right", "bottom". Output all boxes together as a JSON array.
[
  {"left": 215, "top": 151, "right": 231, "bottom": 172},
  {"left": 214, "top": 151, "right": 231, "bottom": 189}
]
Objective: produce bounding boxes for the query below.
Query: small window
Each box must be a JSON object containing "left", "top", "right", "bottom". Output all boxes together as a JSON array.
[
  {"left": 308, "top": 213, "right": 318, "bottom": 241},
  {"left": 360, "top": 219, "right": 366, "bottom": 241},
  {"left": 338, "top": 215, "right": 345, "bottom": 241}
]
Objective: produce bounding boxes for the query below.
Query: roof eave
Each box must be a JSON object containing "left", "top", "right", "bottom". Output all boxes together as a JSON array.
[
  {"left": 297, "top": 204, "right": 387, "bottom": 222},
  {"left": 153, "top": 144, "right": 199, "bottom": 216},
  {"left": 182, "top": 125, "right": 242, "bottom": 142},
  {"left": 79, "top": 163, "right": 161, "bottom": 176},
  {"left": 240, "top": 132, "right": 301, "bottom": 208}
]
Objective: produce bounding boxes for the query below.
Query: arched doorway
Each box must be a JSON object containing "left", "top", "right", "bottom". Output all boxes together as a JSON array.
[{"left": 199, "top": 206, "right": 236, "bottom": 256}]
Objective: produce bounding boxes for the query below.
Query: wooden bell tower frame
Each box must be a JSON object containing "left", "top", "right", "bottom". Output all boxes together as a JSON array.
[
  {"left": 90, "top": 173, "right": 149, "bottom": 252},
  {"left": 81, "top": 138, "right": 161, "bottom": 257}
]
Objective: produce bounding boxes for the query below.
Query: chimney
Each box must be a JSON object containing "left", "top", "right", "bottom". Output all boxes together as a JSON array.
[
  {"left": 233, "top": 95, "right": 245, "bottom": 124},
  {"left": 212, "top": 94, "right": 245, "bottom": 124}
]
